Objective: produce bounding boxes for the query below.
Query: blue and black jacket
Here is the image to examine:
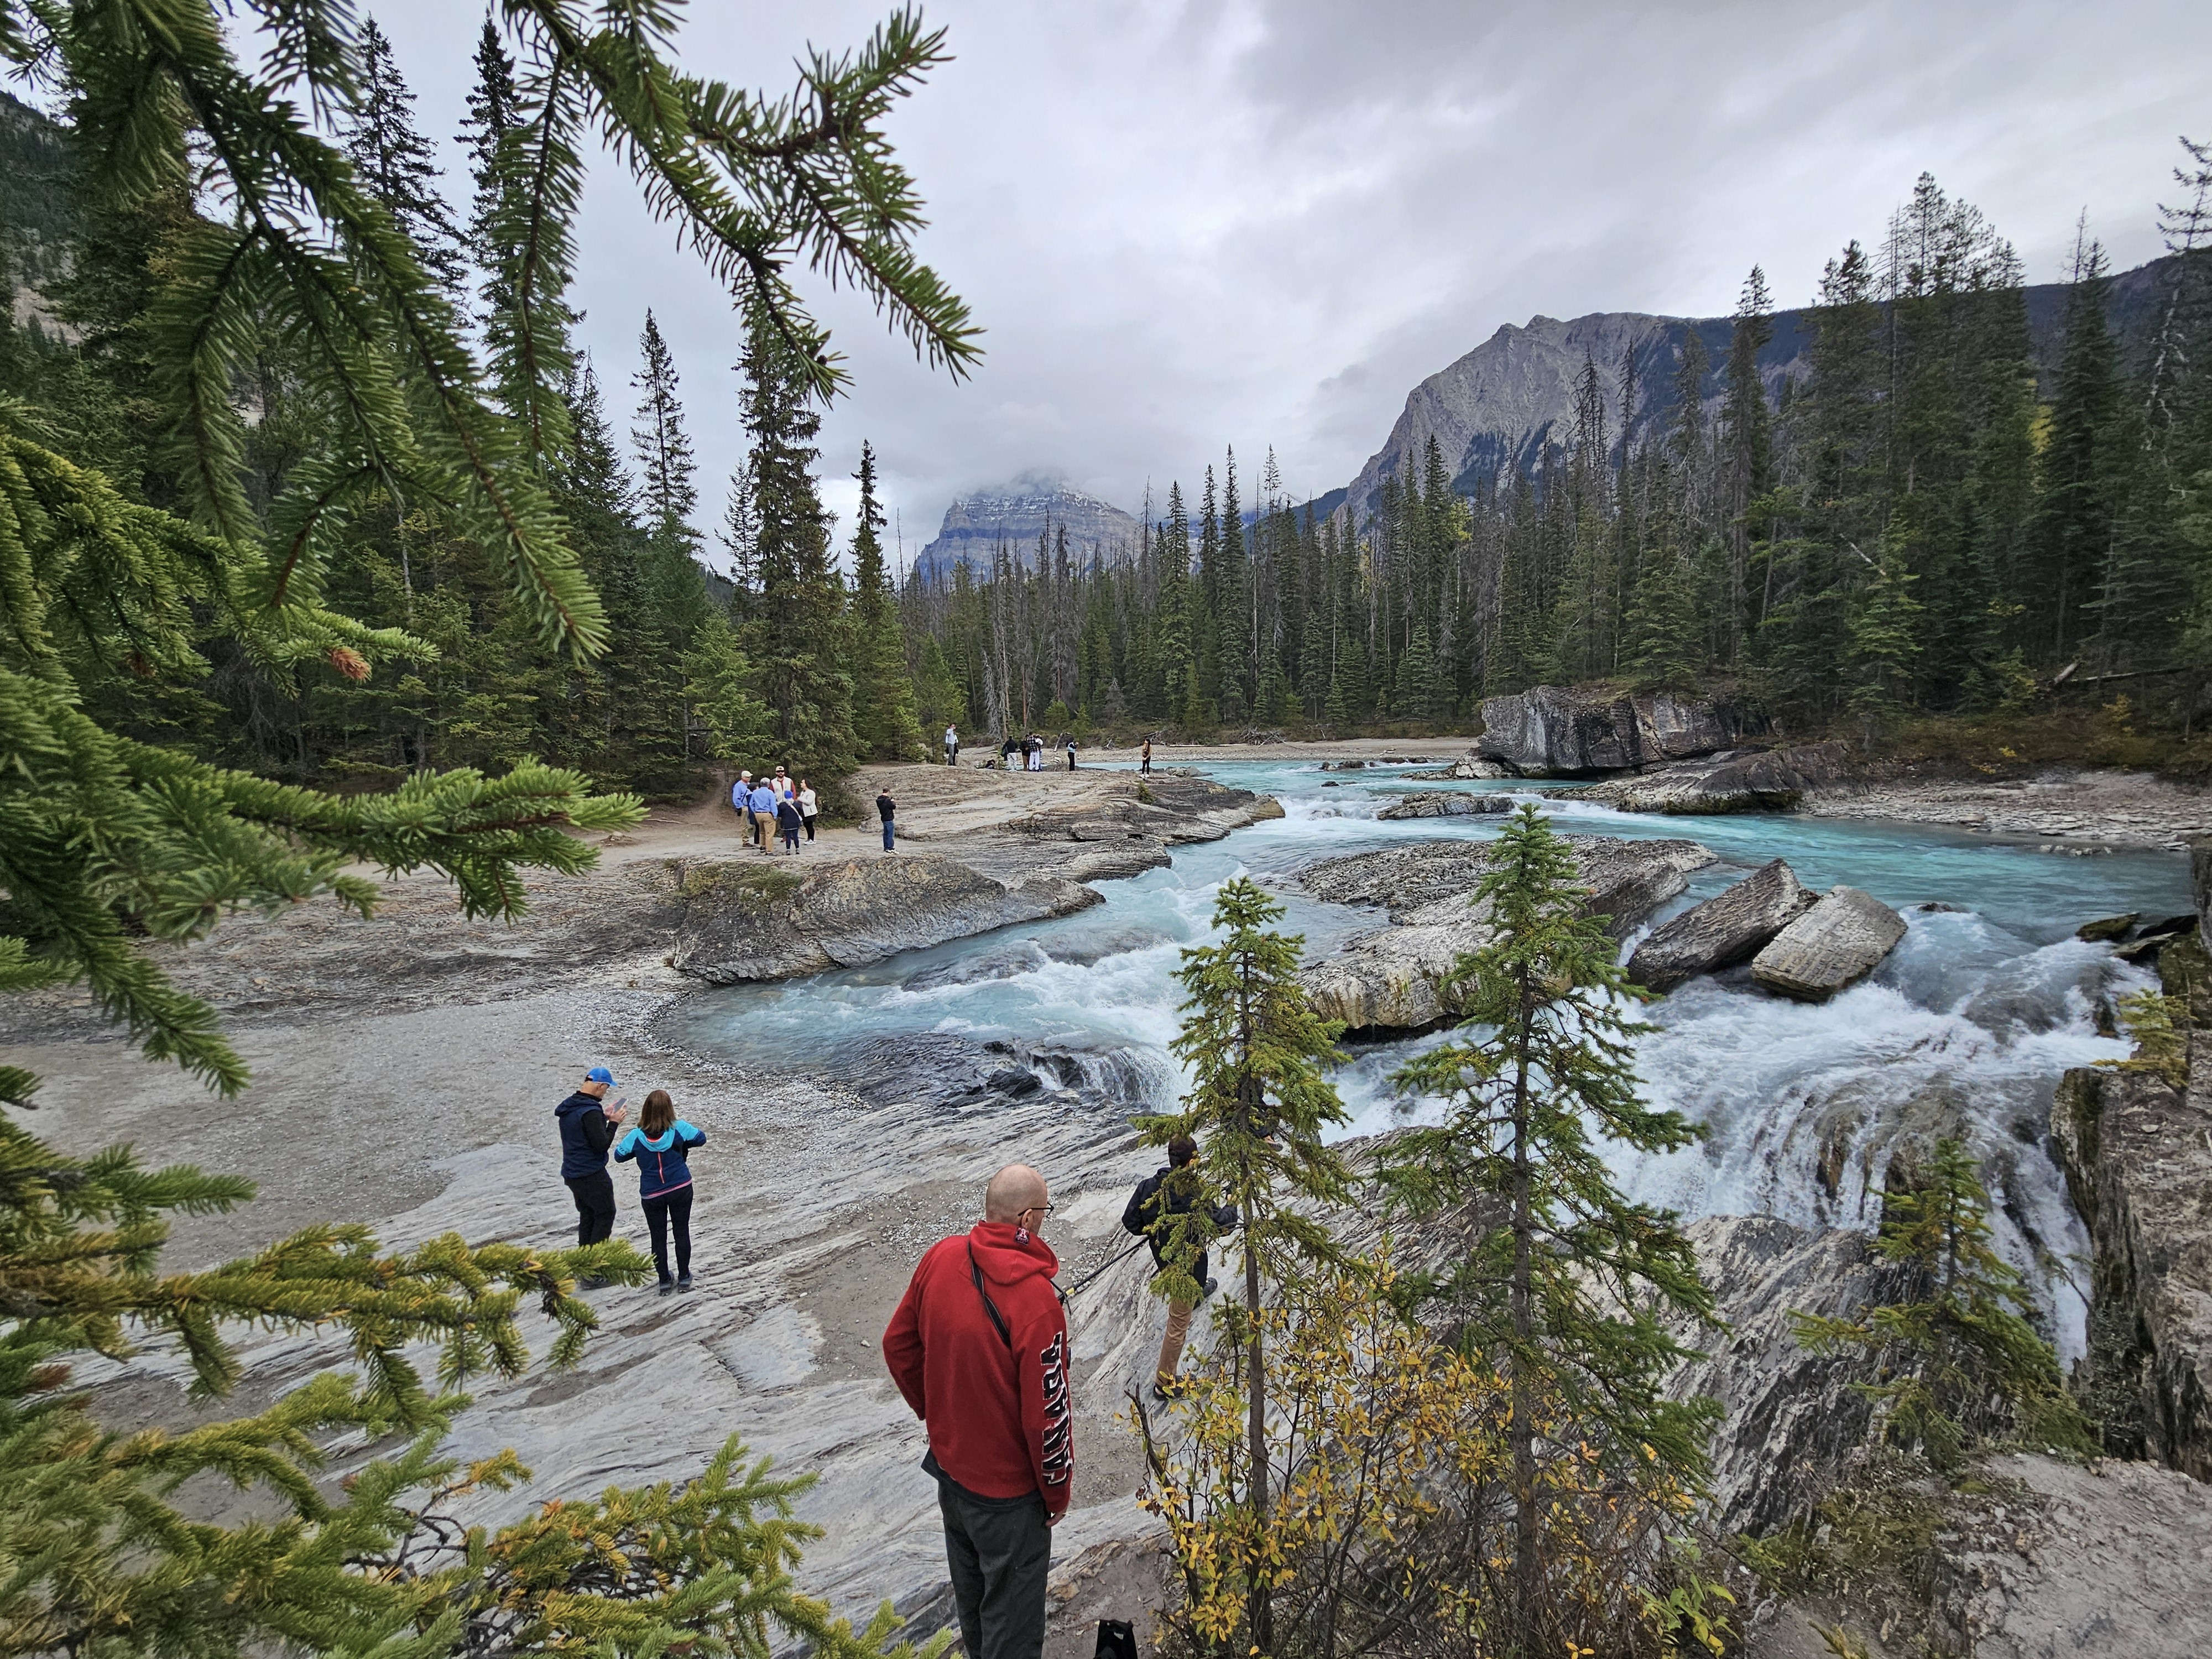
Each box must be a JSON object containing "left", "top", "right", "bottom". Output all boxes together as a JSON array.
[{"left": 613, "top": 1121, "right": 707, "bottom": 1199}]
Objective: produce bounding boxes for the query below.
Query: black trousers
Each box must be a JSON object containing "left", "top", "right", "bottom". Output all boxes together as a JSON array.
[
  {"left": 566, "top": 1170, "right": 615, "bottom": 1246},
  {"left": 643, "top": 1186, "right": 694, "bottom": 1281},
  {"left": 936, "top": 1475, "right": 1050, "bottom": 1659}
]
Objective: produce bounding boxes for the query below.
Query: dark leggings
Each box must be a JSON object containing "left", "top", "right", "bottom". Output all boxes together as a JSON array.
[
  {"left": 643, "top": 1186, "right": 694, "bottom": 1281},
  {"left": 566, "top": 1170, "right": 615, "bottom": 1246}
]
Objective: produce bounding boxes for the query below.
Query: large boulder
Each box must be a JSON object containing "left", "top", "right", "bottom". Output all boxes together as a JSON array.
[
  {"left": 1627, "top": 859, "right": 1818, "bottom": 992},
  {"left": 1374, "top": 791, "right": 1515, "bottom": 821},
  {"left": 1295, "top": 836, "right": 1716, "bottom": 1032},
  {"left": 2053, "top": 1062, "right": 2212, "bottom": 1478},
  {"left": 1569, "top": 742, "right": 1853, "bottom": 814},
  {"left": 671, "top": 854, "right": 1099, "bottom": 982},
  {"left": 1750, "top": 886, "right": 1908, "bottom": 1001},
  {"left": 1474, "top": 685, "right": 1764, "bottom": 776}
]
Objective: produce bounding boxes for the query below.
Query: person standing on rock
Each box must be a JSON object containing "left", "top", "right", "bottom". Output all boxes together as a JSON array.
[
  {"left": 945, "top": 724, "right": 959, "bottom": 767},
  {"left": 730, "top": 771, "right": 753, "bottom": 835},
  {"left": 798, "top": 777, "right": 819, "bottom": 842},
  {"left": 1064, "top": 735, "right": 1077, "bottom": 771},
  {"left": 1139, "top": 737, "right": 1152, "bottom": 776},
  {"left": 877, "top": 787, "right": 897, "bottom": 852},
  {"left": 748, "top": 778, "right": 778, "bottom": 854},
  {"left": 883, "top": 1164, "right": 1072, "bottom": 1659},
  {"left": 613, "top": 1088, "right": 705, "bottom": 1293},
  {"left": 1121, "top": 1134, "right": 1238, "bottom": 1399},
  {"left": 555, "top": 1067, "right": 628, "bottom": 1276},
  {"left": 775, "top": 792, "right": 804, "bottom": 854}
]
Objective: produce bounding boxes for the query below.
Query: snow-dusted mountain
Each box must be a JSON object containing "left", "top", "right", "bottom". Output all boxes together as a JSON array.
[{"left": 914, "top": 470, "right": 1139, "bottom": 578}]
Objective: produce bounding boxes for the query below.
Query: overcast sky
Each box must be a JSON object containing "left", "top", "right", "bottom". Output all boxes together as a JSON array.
[{"left": 357, "top": 3, "right": 2207, "bottom": 562}]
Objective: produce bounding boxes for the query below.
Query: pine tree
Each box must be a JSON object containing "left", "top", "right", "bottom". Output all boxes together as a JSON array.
[
  {"left": 1218, "top": 450, "right": 1250, "bottom": 721},
  {"left": 2032, "top": 231, "right": 2124, "bottom": 662},
  {"left": 342, "top": 18, "right": 465, "bottom": 295},
  {"left": 1720, "top": 267, "right": 1774, "bottom": 662},
  {"left": 632, "top": 310, "right": 700, "bottom": 550},
  {"left": 1140, "top": 878, "right": 1353, "bottom": 1656},
  {"left": 739, "top": 301, "right": 857, "bottom": 782},
  {"left": 1846, "top": 512, "right": 1926, "bottom": 729},
  {"left": 1383, "top": 805, "right": 1717, "bottom": 1654},
  {"left": 1793, "top": 1139, "right": 2091, "bottom": 1469},
  {"left": 849, "top": 440, "right": 925, "bottom": 761}
]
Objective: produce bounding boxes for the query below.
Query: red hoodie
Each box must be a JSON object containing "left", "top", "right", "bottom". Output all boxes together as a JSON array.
[{"left": 882, "top": 1222, "right": 1073, "bottom": 1518}]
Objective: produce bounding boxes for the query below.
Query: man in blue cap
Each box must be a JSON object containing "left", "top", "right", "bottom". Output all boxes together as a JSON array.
[{"left": 555, "top": 1067, "right": 628, "bottom": 1274}]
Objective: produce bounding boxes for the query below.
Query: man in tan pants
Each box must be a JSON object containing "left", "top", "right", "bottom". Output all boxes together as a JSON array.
[{"left": 1121, "top": 1135, "right": 1240, "bottom": 1400}]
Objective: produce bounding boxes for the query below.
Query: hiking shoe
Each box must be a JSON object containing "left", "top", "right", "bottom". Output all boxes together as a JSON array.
[
  {"left": 1201, "top": 1277, "right": 1220, "bottom": 1301},
  {"left": 658, "top": 1279, "right": 676, "bottom": 1297},
  {"left": 1150, "top": 1379, "right": 1180, "bottom": 1404},
  {"left": 677, "top": 1275, "right": 696, "bottom": 1293},
  {"left": 578, "top": 1275, "right": 609, "bottom": 1291}
]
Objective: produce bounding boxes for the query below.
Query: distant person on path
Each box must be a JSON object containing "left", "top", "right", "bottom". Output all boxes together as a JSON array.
[
  {"left": 1027, "top": 734, "right": 1043, "bottom": 772},
  {"left": 748, "top": 779, "right": 778, "bottom": 853},
  {"left": 883, "top": 1164, "right": 1072, "bottom": 1659},
  {"left": 1140, "top": 738, "right": 1152, "bottom": 775},
  {"left": 1064, "top": 735, "right": 1077, "bottom": 771},
  {"left": 1123, "top": 1134, "right": 1239, "bottom": 1399},
  {"left": 555, "top": 1066, "right": 628, "bottom": 1277},
  {"left": 1001, "top": 734, "right": 1018, "bottom": 769},
  {"left": 613, "top": 1089, "right": 706, "bottom": 1293},
  {"left": 877, "top": 788, "right": 897, "bottom": 851},
  {"left": 776, "top": 792, "right": 804, "bottom": 853},
  {"left": 945, "top": 724, "right": 960, "bottom": 766},
  {"left": 799, "top": 778, "right": 819, "bottom": 841},
  {"left": 730, "top": 770, "right": 753, "bottom": 834}
]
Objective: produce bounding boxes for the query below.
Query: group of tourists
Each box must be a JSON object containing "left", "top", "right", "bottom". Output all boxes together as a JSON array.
[
  {"left": 730, "top": 765, "right": 819, "bottom": 854},
  {"left": 553, "top": 1066, "right": 707, "bottom": 1293},
  {"left": 995, "top": 732, "right": 1077, "bottom": 771},
  {"left": 549, "top": 1049, "right": 1235, "bottom": 1659}
]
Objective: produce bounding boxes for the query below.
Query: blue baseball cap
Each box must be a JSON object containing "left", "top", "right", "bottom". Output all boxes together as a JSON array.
[{"left": 586, "top": 1066, "right": 615, "bottom": 1084}]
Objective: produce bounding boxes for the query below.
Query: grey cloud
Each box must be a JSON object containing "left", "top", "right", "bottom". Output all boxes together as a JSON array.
[{"left": 363, "top": 0, "right": 2209, "bottom": 557}]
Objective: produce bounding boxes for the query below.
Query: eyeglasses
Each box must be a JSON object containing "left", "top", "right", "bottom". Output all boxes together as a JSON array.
[{"left": 1019, "top": 1202, "right": 1055, "bottom": 1219}]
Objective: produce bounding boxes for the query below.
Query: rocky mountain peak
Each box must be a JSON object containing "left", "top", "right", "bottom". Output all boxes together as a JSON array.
[{"left": 914, "top": 470, "right": 1140, "bottom": 579}]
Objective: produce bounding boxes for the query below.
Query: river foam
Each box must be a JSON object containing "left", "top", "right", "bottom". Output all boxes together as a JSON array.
[{"left": 668, "top": 757, "right": 2189, "bottom": 1360}]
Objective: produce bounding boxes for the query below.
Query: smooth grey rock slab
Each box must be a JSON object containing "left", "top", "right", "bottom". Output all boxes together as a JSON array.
[
  {"left": 1750, "top": 885, "right": 1907, "bottom": 1001},
  {"left": 672, "top": 854, "right": 1099, "bottom": 983},
  {"left": 1568, "top": 742, "right": 1851, "bottom": 814},
  {"left": 1293, "top": 836, "right": 1715, "bottom": 1032},
  {"left": 1629, "top": 858, "right": 1817, "bottom": 992},
  {"left": 1474, "top": 685, "right": 1764, "bottom": 775},
  {"left": 1373, "top": 791, "right": 1514, "bottom": 821}
]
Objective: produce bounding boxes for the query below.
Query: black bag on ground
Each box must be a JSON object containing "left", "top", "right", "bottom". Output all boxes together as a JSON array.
[{"left": 1094, "top": 1619, "right": 1138, "bottom": 1659}]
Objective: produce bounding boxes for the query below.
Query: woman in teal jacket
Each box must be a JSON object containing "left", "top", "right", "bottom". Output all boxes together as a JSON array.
[{"left": 613, "top": 1089, "right": 706, "bottom": 1292}]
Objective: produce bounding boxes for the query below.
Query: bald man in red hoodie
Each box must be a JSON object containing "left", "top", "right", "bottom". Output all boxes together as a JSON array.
[{"left": 883, "top": 1164, "right": 1071, "bottom": 1659}]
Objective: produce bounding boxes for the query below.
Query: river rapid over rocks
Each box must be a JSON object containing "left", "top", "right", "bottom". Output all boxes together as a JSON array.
[{"left": 665, "top": 759, "right": 2191, "bottom": 1363}]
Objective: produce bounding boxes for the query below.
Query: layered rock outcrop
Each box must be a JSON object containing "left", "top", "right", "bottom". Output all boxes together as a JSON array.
[
  {"left": 672, "top": 855, "right": 1100, "bottom": 982},
  {"left": 2052, "top": 1062, "right": 2212, "bottom": 1479},
  {"left": 1567, "top": 742, "right": 1852, "bottom": 814},
  {"left": 1627, "top": 859, "right": 1817, "bottom": 993},
  {"left": 1291, "top": 836, "right": 1715, "bottom": 1032},
  {"left": 1373, "top": 791, "right": 1514, "bottom": 821},
  {"left": 1474, "top": 686, "right": 1764, "bottom": 776},
  {"left": 1750, "top": 886, "right": 1908, "bottom": 1001}
]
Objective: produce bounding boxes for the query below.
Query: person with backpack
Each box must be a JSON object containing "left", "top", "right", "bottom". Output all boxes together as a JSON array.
[
  {"left": 613, "top": 1089, "right": 706, "bottom": 1293},
  {"left": 554, "top": 1066, "right": 629, "bottom": 1279},
  {"left": 1121, "top": 1134, "right": 1239, "bottom": 1399},
  {"left": 775, "top": 791, "right": 804, "bottom": 854},
  {"left": 883, "top": 1164, "right": 1071, "bottom": 1659}
]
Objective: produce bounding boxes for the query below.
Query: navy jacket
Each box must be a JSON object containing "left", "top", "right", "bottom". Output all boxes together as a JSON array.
[
  {"left": 1123, "top": 1165, "right": 1239, "bottom": 1284},
  {"left": 614, "top": 1121, "right": 707, "bottom": 1199},
  {"left": 555, "top": 1092, "right": 619, "bottom": 1181}
]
